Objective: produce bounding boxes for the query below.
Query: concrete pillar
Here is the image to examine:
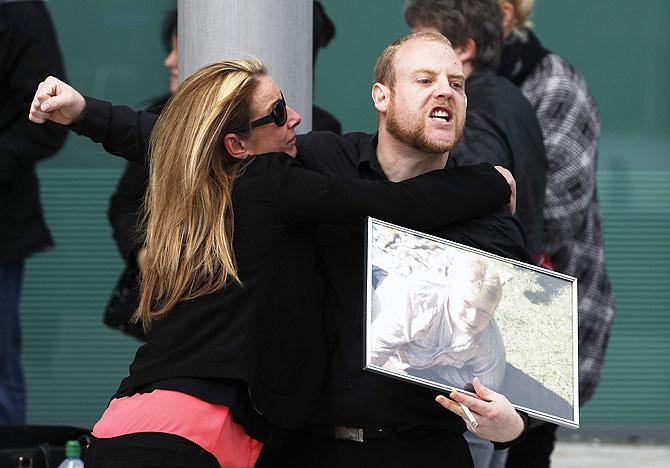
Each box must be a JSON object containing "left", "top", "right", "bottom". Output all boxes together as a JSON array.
[{"left": 178, "top": 0, "right": 313, "bottom": 132}]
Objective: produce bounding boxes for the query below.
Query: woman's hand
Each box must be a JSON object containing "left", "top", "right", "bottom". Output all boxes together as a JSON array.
[
  {"left": 29, "top": 76, "right": 86, "bottom": 125},
  {"left": 436, "top": 377, "right": 524, "bottom": 443},
  {"left": 493, "top": 166, "right": 516, "bottom": 215}
]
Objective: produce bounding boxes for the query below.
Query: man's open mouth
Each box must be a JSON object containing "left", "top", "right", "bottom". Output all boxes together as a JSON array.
[{"left": 429, "top": 107, "right": 452, "bottom": 123}]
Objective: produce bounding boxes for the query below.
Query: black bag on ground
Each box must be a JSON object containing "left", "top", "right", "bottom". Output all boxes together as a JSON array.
[
  {"left": 0, "top": 425, "right": 90, "bottom": 468},
  {"left": 103, "top": 265, "right": 148, "bottom": 342}
]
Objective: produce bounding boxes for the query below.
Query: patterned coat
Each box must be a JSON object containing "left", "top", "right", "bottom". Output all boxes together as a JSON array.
[{"left": 499, "top": 29, "right": 616, "bottom": 405}]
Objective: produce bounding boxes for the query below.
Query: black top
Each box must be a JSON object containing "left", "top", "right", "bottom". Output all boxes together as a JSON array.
[
  {"left": 449, "top": 68, "right": 546, "bottom": 257},
  {"left": 295, "top": 131, "right": 533, "bottom": 440},
  {"left": 72, "top": 98, "right": 512, "bottom": 443},
  {"left": 0, "top": 0, "right": 67, "bottom": 261},
  {"left": 107, "top": 98, "right": 340, "bottom": 264}
]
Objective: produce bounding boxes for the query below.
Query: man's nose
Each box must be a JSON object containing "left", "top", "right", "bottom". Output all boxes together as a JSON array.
[{"left": 434, "top": 77, "right": 454, "bottom": 100}]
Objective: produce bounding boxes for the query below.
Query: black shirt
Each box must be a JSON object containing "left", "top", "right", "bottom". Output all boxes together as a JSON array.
[
  {"left": 296, "top": 131, "right": 532, "bottom": 433},
  {"left": 450, "top": 68, "right": 546, "bottom": 257}
]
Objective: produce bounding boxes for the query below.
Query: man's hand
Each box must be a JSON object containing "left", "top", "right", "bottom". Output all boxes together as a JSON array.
[
  {"left": 493, "top": 166, "right": 516, "bottom": 215},
  {"left": 436, "top": 377, "right": 524, "bottom": 443},
  {"left": 29, "top": 76, "right": 86, "bottom": 125}
]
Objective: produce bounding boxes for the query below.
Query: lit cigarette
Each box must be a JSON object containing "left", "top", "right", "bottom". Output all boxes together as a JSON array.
[{"left": 459, "top": 402, "right": 479, "bottom": 428}]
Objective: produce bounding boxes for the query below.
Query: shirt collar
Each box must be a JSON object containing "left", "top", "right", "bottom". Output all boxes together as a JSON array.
[{"left": 356, "top": 133, "right": 389, "bottom": 180}]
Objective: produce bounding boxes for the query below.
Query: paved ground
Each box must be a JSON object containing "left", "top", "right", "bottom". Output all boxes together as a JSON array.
[{"left": 552, "top": 441, "right": 670, "bottom": 468}]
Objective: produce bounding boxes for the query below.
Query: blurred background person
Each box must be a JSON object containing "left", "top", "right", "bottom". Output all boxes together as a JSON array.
[
  {"left": 0, "top": 0, "right": 67, "bottom": 424},
  {"left": 496, "top": 1, "right": 616, "bottom": 467}
]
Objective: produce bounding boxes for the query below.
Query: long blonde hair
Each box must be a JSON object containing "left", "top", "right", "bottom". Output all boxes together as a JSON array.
[{"left": 135, "top": 58, "right": 267, "bottom": 329}]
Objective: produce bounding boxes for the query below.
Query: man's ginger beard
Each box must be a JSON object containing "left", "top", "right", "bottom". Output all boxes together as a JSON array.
[{"left": 385, "top": 96, "right": 464, "bottom": 155}]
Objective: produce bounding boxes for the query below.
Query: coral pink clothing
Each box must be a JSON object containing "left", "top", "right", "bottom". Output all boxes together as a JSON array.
[{"left": 92, "top": 389, "right": 262, "bottom": 468}]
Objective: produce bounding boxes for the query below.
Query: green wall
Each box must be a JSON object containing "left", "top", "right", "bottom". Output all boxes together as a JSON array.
[{"left": 21, "top": 1, "right": 670, "bottom": 434}]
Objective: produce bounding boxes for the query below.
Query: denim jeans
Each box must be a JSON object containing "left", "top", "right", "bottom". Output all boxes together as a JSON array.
[
  {"left": 464, "top": 431, "right": 509, "bottom": 468},
  {"left": 0, "top": 259, "right": 26, "bottom": 424}
]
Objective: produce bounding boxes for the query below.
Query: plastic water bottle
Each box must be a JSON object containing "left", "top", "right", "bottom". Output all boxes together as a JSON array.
[{"left": 57, "top": 440, "right": 85, "bottom": 468}]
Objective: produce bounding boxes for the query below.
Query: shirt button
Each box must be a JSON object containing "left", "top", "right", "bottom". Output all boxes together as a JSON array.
[{"left": 346, "top": 382, "right": 353, "bottom": 390}]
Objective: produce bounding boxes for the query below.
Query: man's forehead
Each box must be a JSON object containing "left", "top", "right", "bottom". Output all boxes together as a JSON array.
[{"left": 394, "top": 39, "right": 462, "bottom": 75}]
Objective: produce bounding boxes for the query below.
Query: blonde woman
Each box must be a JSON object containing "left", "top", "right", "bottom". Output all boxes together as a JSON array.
[{"left": 30, "top": 59, "right": 513, "bottom": 466}]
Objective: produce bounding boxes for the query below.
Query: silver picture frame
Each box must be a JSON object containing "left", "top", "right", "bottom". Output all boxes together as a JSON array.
[{"left": 364, "top": 217, "right": 579, "bottom": 428}]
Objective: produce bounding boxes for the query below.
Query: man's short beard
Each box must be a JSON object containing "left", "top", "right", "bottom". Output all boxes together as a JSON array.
[{"left": 386, "top": 102, "right": 463, "bottom": 154}]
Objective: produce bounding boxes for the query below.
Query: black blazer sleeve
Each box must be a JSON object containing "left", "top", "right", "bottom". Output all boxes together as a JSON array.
[
  {"left": 267, "top": 154, "right": 511, "bottom": 232},
  {"left": 437, "top": 208, "right": 534, "bottom": 264},
  {"left": 296, "top": 131, "right": 513, "bottom": 228},
  {"left": 71, "top": 97, "right": 158, "bottom": 164}
]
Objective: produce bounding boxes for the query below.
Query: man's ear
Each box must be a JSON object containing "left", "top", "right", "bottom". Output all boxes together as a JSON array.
[
  {"left": 372, "top": 82, "right": 391, "bottom": 114},
  {"left": 455, "top": 38, "right": 477, "bottom": 65},
  {"left": 500, "top": 1, "right": 515, "bottom": 36},
  {"left": 223, "top": 133, "right": 248, "bottom": 160}
]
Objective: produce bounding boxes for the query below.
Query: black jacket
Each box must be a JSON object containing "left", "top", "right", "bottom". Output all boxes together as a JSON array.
[
  {"left": 72, "top": 98, "right": 511, "bottom": 431},
  {"left": 0, "top": 0, "right": 67, "bottom": 261},
  {"left": 450, "top": 68, "right": 546, "bottom": 257}
]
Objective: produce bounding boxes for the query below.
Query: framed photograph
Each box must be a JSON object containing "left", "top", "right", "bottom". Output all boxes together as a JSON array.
[{"left": 364, "top": 217, "right": 579, "bottom": 428}]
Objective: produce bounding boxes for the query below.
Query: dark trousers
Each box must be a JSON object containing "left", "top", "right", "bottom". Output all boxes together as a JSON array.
[
  {"left": 505, "top": 422, "right": 558, "bottom": 468},
  {"left": 0, "top": 259, "right": 25, "bottom": 424},
  {"left": 84, "top": 433, "right": 219, "bottom": 467},
  {"left": 265, "top": 426, "right": 474, "bottom": 468}
]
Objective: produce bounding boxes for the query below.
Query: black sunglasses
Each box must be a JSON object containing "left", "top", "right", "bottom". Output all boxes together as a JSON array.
[{"left": 230, "top": 93, "right": 287, "bottom": 134}]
